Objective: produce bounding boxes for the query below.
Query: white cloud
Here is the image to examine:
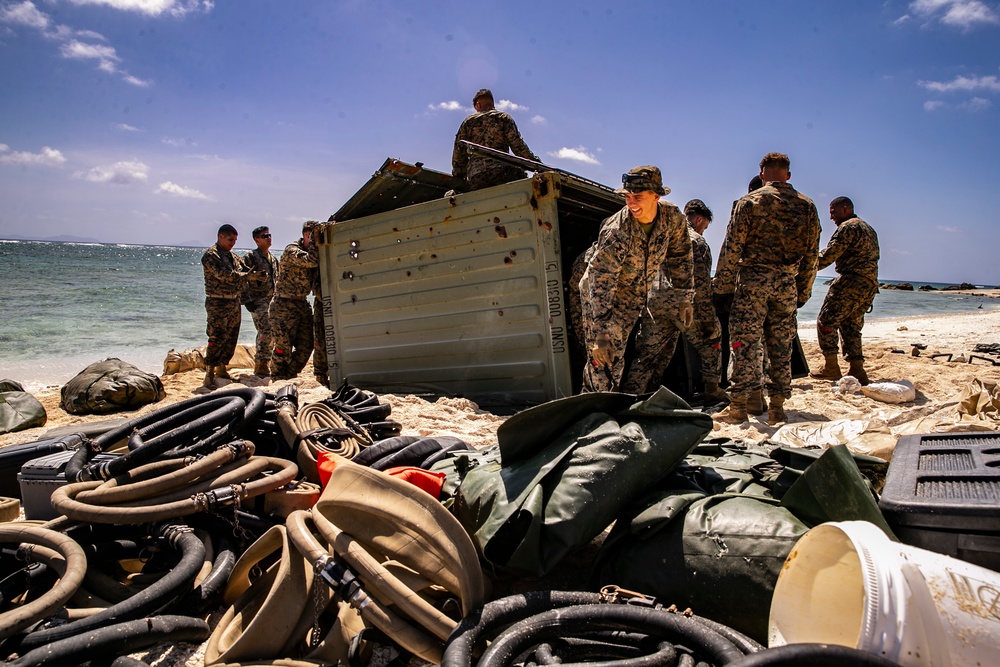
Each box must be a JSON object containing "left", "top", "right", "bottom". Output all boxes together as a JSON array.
[
  {"left": 918, "top": 74, "right": 1000, "bottom": 92},
  {"left": 937, "top": 225, "right": 961, "bottom": 232},
  {"left": 114, "top": 123, "right": 142, "bottom": 132},
  {"left": 923, "top": 100, "right": 947, "bottom": 111},
  {"left": 958, "top": 96, "right": 992, "bottom": 110},
  {"left": 428, "top": 101, "right": 468, "bottom": 112},
  {"left": 548, "top": 146, "right": 600, "bottom": 165},
  {"left": 156, "top": 181, "right": 210, "bottom": 200},
  {"left": 59, "top": 39, "right": 119, "bottom": 65},
  {"left": 73, "top": 160, "right": 149, "bottom": 184},
  {"left": 162, "top": 137, "right": 198, "bottom": 148},
  {"left": 65, "top": 0, "right": 214, "bottom": 17},
  {"left": 0, "top": 145, "right": 67, "bottom": 166},
  {"left": 495, "top": 99, "right": 527, "bottom": 112},
  {"left": 0, "top": 1, "right": 49, "bottom": 29},
  {"left": 531, "top": 115, "right": 547, "bottom": 124},
  {"left": 0, "top": 144, "right": 8, "bottom": 152},
  {"left": 122, "top": 73, "right": 151, "bottom": 87},
  {"left": 906, "top": 0, "right": 1000, "bottom": 28}
]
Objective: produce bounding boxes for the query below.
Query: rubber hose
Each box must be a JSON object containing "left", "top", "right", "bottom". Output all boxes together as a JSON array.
[
  {"left": 5, "top": 615, "right": 209, "bottom": 667},
  {"left": 476, "top": 605, "right": 747, "bottom": 667},
  {"left": 123, "top": 396, "right": 244, "bottom": 457},
  {"left": 532, "top": 638, "right": 678, "bottom": 667},
  {"left": 0, "top": 525, "right": 88, "bottom": 641},
  {"left": 175, "top": 533, "right": 237, "bottom": 614},
  {"left": 724, "top": 643, "right": 903, "bottom": 667},
  {"left": 18, "top": 524, "right": 205, "bottom": 650}
]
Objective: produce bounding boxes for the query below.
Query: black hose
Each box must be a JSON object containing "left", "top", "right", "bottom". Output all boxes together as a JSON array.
[
  {"left": 18, "top": 523, "right": 205, "bottom": 650},
  {"left": 476, "top": 605, "right": 747, "bottom": 667},
  {"left": 173, "top": 533, "right": 237, "bottom": 614},
  {"left": 724, "top": 643, "right": 903, "bottom": 667},
  {"left": 532, "top": 637, "right": 678, "bottom": 667},
  {"left": 5, "top": 615, "right": 209, "bottom": 667}
]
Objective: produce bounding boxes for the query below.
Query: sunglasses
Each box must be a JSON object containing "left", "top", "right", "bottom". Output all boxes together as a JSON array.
[
  {"left": 622, "top": 172, "right": 652, "bottom": 186},
  {"left": 259, "top": 234, "right": 272, "bottom": 239}
]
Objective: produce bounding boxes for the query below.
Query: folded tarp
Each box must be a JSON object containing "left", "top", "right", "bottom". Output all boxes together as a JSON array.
[
  {"left": 60, "top": 358, "right": 165, "bottom": 415},
  {"left": 448, "top": 387, "right": 713, "bottom": 577},
  {"left": 0, "top": 379, "right": 46, "bottom": 435}
]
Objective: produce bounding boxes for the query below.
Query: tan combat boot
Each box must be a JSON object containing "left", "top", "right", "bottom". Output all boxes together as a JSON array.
[
  {"left": 768, "top": 395, "right": 787, "bottom": 426},
  {"left": 746, "top": 389, "right": 766, "bottom": 415},
  {"left": 254, "top": 361, "right": 270, "bottom": 377},
  {"left": 713, "top": 396, "right": 748, "bottom": 424},
  {"left": 810, "top": 353, "right": 843, "bottom": 381},
  {"left": 848, "top": 358, "right": 870, "bottom": 386},
  {"left": 202, "top": 365, "right": 215, "bottom": 388},
  {"left": 703, "top": 381, "right": 727, "bottom": 404},
  {"left": 216, "top": 365, "right": 233, "bottom": 380}
]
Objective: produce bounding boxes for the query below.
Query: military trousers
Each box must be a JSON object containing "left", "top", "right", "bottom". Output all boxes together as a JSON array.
[
  {"left": 204, "top": 297, "right": 242, "bottom": 367},
  {"left": 728, "top": 267, "right": 798, "bottom": 400},
  {"left": 583, "top": 310, "right": 682, "bottom": 394},
  {"left": 269, "top": 296, "right": 313, "bottom": 378},
  {"left": 816, "top": 274, "right": 878, "bottom": 360},
  {"left": 245, "top": 302, "right": 273, "bottom": 367}
]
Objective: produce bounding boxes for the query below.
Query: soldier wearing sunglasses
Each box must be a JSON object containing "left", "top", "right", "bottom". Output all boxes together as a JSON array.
[{"left": 241, "top": 226, "right": 280, "bottom": 378}]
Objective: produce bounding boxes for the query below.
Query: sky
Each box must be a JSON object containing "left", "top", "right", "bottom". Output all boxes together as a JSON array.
[{"left": 1, "top": 0, "right": 999, "bottom": 284}]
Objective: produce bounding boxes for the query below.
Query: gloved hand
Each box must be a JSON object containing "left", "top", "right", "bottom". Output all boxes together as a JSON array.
[
  {"left": 678, "top": 302, "right": 694, "bottom": 330},
  {"left": 590, "top": 333, "right": 613, "bottom": 368}
]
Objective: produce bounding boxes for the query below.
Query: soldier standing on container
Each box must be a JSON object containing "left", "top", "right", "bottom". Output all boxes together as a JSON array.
[
  {"left": 201, "top": 224, "right": 253, "bottom": 388},
  {"left": 810, "top": 196, "right": 880, "bottom": 385},
  {"left": 712, "top": 153, "right": 821, "bottom": 425},
  {"left": 269, "top": 221, "right": 319, "bottom": 381},
  {"left": 579, "top": 165, "right": 695, "bottom": 394},
  {"left": 241, "top": 226, "right": 279, "bottom": 378},
  {"left": 683, "top": 199, "right": 727, "bottom": 404},
  {"left": 452, "top": 88, "right": 540, "bottom": 191}
]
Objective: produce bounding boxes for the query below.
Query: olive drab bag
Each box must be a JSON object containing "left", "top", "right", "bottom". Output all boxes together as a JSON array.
[
  {"left": 450, "top": 387, "right": 714, "bottom": 577},
  {"left": 60, "top": 358, "right": 166, "bottom": 415},
  {"left": 0, "top": 379, "right": 47, "bottom": 434}
]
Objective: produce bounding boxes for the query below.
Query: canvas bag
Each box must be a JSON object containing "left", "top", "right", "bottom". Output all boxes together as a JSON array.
[{"left": 60, "top": 358, "right": 165, "bottom": 415}]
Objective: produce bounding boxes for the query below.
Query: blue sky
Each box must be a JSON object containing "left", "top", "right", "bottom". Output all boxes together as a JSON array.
[{"left": 1, "top": 0, "right": 998, "bottom": 284}]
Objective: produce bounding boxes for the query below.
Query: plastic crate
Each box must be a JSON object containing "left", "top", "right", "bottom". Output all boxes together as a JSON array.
[
  {"left": 879, "top": 432, "right": 1000, "bottom": 571},
  {"left": 17, "top": 449, "right": 120, "bottom": 521}
]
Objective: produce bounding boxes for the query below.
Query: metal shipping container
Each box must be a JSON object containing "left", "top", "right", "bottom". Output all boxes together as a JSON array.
[{"left": 315, "top": 159, "right": 622, "bottom": 407}]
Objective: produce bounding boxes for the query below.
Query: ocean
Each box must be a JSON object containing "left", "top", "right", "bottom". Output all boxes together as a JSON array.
[{"left": 2, "top": 239, "right": 997, "bottom": 390}]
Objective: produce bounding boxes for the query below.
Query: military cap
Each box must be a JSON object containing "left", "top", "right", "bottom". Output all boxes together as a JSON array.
[
  {"left": 473, "top": 88, "right": 493, "bottom": 104},
  {"left": 683, "top": 199, "right": 713, "bottom": 221},
  {"left": 615, "top": 165, "right": 669, "bottom": 196}
]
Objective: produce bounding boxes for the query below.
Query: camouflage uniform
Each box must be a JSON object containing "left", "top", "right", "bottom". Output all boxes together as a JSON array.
[
  {"left": 452, "top": 109, "right": 539, "bottom": 191},
  {"left": 579, "top": 201, "right": 695, "bottom": 393},
  {"left": 269, "top": 238, "right": 318, "bottom": 378},
  {"left": 686, "top": 224, "right": 722, "bottom": 382},
  {"left": 714, "top": 182, "right": 821, "bottom": 399},
  {"left": 201, "top": 243, "right": 247, "bottom": 367},
  {"left": 816, "top": 217, "right": 879, "bottom": 360},
  {"left": 241, "top": 247, "right": 279, "bottom": 369}
]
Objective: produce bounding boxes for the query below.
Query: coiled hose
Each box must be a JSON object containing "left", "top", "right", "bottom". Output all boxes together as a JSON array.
[{"left": 18, "top": 523, "right": 205, "bottom": 650}]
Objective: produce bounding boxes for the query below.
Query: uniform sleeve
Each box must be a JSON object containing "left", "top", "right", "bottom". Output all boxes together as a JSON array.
[
  {"left": 796, "top": 205, "right": 822, "bottom": 305},
  {"left": 817, "top": 223, "right": 848, "bottom": 271},
  {"left": 504, "top": 116, "right": 540, "bottom": 163},
  {"left": 713, "top": 199, "right": 751, "bottom": 294},
  {"left": 452, "top": 119, "right": 469, "bottom": 179},
  {"left": 283, "top": 243, "right": 319, "bottom": 269}
]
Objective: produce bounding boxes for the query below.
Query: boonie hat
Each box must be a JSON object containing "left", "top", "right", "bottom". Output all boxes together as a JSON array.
[{"left": 615, "top": 165, "right": 669, "bottom": 196}]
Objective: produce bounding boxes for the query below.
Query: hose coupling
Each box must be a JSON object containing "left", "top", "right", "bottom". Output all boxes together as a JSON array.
[
  {"left": 599, "top": 584, "right": 659, "bottom": 608},
  {"left": 316, "top": 556, "right": 364, "bottom": 605}
]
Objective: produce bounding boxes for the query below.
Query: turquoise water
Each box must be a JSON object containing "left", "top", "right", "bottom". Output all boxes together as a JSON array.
[{"left": 1, "top": 239, "right": 997, "bottom": 389}]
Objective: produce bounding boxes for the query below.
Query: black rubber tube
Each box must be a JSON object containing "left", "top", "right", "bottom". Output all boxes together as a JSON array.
[
  {"left": 18, "top": 524, "right": 206, "bottom": 650},
  {"left": 724, "top": 643, "right": 903, "bottom": 667},
  {"left": 533, "top": 638, "right": 678, "bottom": 667},
  {"left": 5, "top": 615, "right": 209, "bottom": 667},
  {"left": 174, "top": 533, "right": 237, "bottom": 614},
  {"left": 476, "top": 605, "right": 747, "bottom": 667}
]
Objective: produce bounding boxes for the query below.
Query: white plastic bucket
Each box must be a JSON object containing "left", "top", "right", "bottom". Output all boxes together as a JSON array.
[{"left": 768, "top": 520, "right": 1000, "bottom": 667}]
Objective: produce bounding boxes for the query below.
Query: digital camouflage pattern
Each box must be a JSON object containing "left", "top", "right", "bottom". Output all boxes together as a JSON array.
[
  {"left": 579, "top": 201, "right": 695, "bottom": 393},
  {"left": 201, "top": 243, "right": 248, "bottom": 366},
  {"left": 714, "top": 182, "right": 821, "bottom": 399},
  {"left": 241, "top": 247, "right": 279, "bottom": 368},
  {"left": 816, "top": 216, "right": 880, "bottom": 360},
  {"left": 452, "top": 109, "right": 539, "bottom": 190},
  {"left": 686, "top": 225, "right": 722, "bottom": 381},
  {"left": 269, "top": 238, "right": 319, "bottom": 378}
]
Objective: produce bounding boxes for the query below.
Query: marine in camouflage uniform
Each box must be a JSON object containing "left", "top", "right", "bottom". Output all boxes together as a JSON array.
[
  {"left": 269, "top": 221, "right": 319, "bottom": 380},
  {"left": 201, "top": 224, "right": 250, "bottom": 386},
  {"left": 713, "top": 153, "right": 821, "bottom": 424},
  {"left": 452, "top": 88, "right": 540, "bottom": 191},
  {"left": 241, "top": 226, "right": 280, "bottom": 377},
  {"left": 579, "top": 166, "right": 694, "bottom": 394},
  {"left": 810, "top": 196, "right": 880, "bottom": 385},
  {"left": 682, "top": 199, "right": 725, "bottom": 403}
]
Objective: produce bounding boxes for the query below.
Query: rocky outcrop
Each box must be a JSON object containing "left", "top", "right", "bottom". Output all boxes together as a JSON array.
[
  {"left": 918, "top": 285, "right": 938, "bottom": 291},
  {"left": 941, "top": 282, "right": 977, "bottom": 291},
  {"left": 881, "top": 282, "right": 914, "bottom": 291}
]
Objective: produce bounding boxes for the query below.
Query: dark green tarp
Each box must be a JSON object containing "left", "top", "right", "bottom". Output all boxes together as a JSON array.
[
  {"left": 449, "top": 387, "right": 713, "bottom": 577},
  {"left": 60, "top": 358, "right": 165, "bottom": 415},
  {"left": 0, "top": 379, "right": 47, "bottom": 434}
]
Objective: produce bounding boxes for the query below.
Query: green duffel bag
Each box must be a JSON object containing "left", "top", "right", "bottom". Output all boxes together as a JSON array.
[
  {"left": 0, "top": 379, "right": 47, "bottom": 434},
  {"left": 451, "top": 386, "right": 713, "bottom": 577},
  {"left": 60, "top": 358, "right": 166, "bottom": 415}
]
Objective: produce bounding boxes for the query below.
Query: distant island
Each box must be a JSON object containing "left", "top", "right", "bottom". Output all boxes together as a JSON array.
[{"left": 0, "top": 234, "right": 255, "bottom": 251}]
